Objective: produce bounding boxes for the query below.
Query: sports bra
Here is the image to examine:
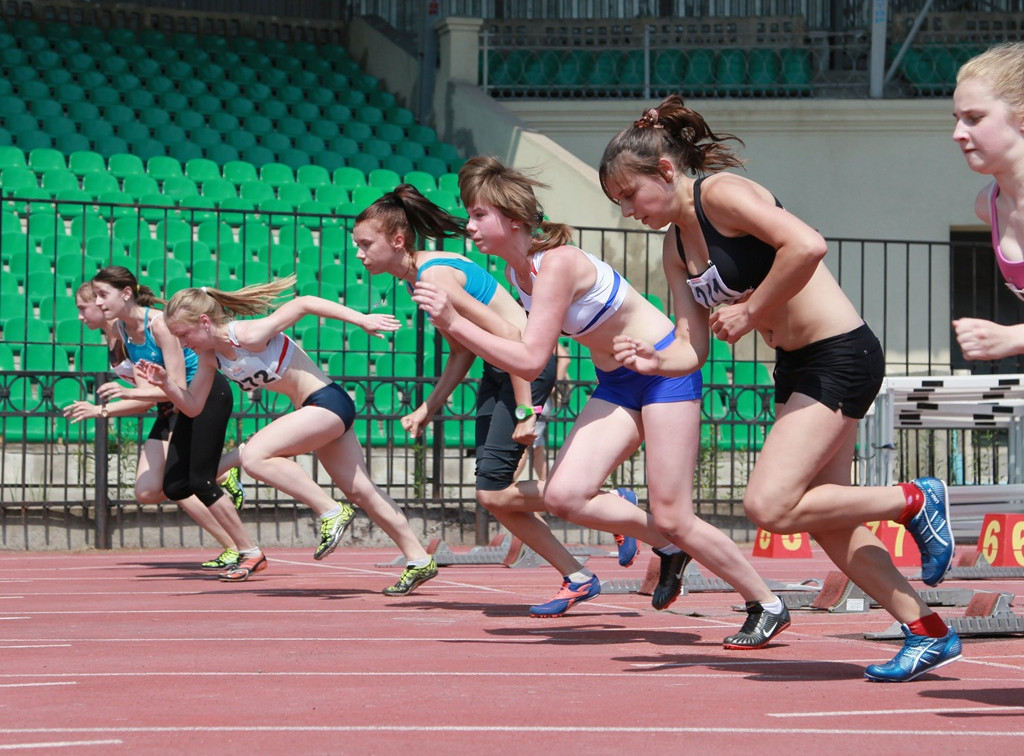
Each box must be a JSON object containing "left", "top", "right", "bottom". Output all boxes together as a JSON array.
[
  {"left": 215, "top": 321, "right": 297, "bottom": 391},
  {"left": 416, "top": 256, "right": 498, "bottom": 305},
  {"left": 117, "top": 308, "right": 198, "bottom": 382},
  {"left": 675, "top": 176, "right": 781, "bottom": 309},
  {"left": 510, "top": 247, "right": 626, "bottom": 337},
  {"left": 989, "top": 183, "right": 1024, "bottom": 300}
]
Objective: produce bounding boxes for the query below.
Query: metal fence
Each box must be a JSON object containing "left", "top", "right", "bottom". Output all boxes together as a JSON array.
[{"left": 0, "top": 195, "right": 1017, "bottom": 551}]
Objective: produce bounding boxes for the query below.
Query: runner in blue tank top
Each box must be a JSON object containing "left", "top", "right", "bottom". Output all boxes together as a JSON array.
[
  {"left": 354, "top": 184, "right": 628, "bottom": 616},
  {"left": 83, "top": 266, "right": 264, "bottom": 580}
]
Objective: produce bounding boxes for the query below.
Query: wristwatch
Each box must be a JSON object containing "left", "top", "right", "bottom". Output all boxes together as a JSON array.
[
  {"left": 100, "top": 405, "right": 109, "bottom": 418},
  {"left": 514, "top": 404, "right": 543, "bottom": 421}
]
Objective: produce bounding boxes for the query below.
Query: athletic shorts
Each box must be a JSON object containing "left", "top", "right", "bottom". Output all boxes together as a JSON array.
[
  {"left": 592, "top": 331, "right": 702, "bottom": 410},
  {"left": 302, "top": 382, "right": 355, "bottom": 431},
  {"left": 773, "top": 322, "right": 884, "bottom": 419},
  {"left": 146, "top": 402, "right": 177, "bottom": 441},
  {"left": 474, "top": 355, "right": 557, "bottom": 491}
]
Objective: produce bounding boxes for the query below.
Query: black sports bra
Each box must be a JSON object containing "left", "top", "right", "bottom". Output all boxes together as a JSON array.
[{"left": 675, "top": 176, "right": 780, "bottom": 309}]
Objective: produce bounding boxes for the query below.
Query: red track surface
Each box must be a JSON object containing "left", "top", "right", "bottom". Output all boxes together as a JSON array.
[{"left": 2, "top": 544, "right": 1022, "bottom": 755}]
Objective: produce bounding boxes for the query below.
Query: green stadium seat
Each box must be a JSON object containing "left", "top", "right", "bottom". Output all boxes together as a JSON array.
[
  {"left": 368, "top": 168, "right": 401, "bottom": 190},
  {"left": 31, "top": 98, "right": 63, "bottom": 120},
  {"left": 0, "top": 144, "right": 26, "bottom": 169},
  {"left": 381, "top": 154, "right": 413, "bottom": 177},
  {"left": 226, "top": 130, "right": 257, "bottom": 153},
  {"left": 417, "top": 156, "right": 448, "bottom": 179},
  {"left": 199, "top": 176, "right": 236, "bottom": 203},
  {"left": 402, "top": 170, "right": 436, "bottom": 194},
  {"left": 184, "top": 158, "right": 221, "bottom": 184},
  {"left": 716, "top": 48, "right": 749, "bottom": 94},
  {"left": 394, "top": 140, "right": 426, "bottom": 163},
  {"left": 259, "top": 162, "right": 294, "bottom": 189},
  {"left": 204, "top": 143, "right": 240, "bottom": 165},
  {"left": 683, "top": 48, "right": 716, "bottom": 95},
  {"left": 748, "top": 48, "right": 782, "bottom": 95},
  {"left": 222, "top": 160, "right": 258, "bottom": 186},
  {"left": 242, "top": 145, "right": 275, "bottom": 167},
  {"left": 780, "top": 48, "right": 812, "bottom": 95}
]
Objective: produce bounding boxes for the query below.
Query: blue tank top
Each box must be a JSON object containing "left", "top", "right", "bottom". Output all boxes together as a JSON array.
[
  {"left": 416, "top": 256, "right": 498, "bottom": 305},
  {"left": 118, "top": 308, "right": 198, "bottom": 383}
]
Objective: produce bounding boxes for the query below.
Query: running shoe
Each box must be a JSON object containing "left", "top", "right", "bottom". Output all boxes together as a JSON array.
[
  {"left": 382, "top": 557, "right": 439, "bottom": 596},
  {"left": 613, "top": 487, "right": 639, "bottom": 567},
  {"left": 530, "top": 574, "right": 601, "bottom": 617},
  {"left": 314, "top": 502, "right": 356, "bottom": 560},
  {"left": 722, "top": 601, "right": 791, "bottom": 649},
  {"left": 906, "top": 477, "right": 955, "bottom": 587},
  {"left": 219, "top": 551, "right": 268, "bottom": 582},
  {"left": 201, "top": 548, "right": 239, "bottom": 570},
  {"left": 864, "top": 624, "right": 962, "bottom": 682},
  {"left": 222, "top": 467, "right": 245, "bottom": 510},
  {"left": 651, "top": 547, "right": 692, "bottom": 610}
]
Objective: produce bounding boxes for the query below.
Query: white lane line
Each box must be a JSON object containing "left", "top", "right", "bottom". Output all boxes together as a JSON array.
[
  {"left": 0, "top": 740, "right": 121, "bottom": 750},
  {"left": 0, "top": 725, "right": 1021, "bottom": 737},
  {"left": 0, "top": 644, "right": 73, "bottom": 649},
  {"left": 770, "top": 705, "right": 1024, "bottom": 718},
  {"left": 0, "top": 682, "right": 77, "bottom": 689}
]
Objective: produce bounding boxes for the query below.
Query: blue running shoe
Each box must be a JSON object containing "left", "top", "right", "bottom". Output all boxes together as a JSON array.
[
  {"left": 864, "top": 624, "right": 962, "bottom": 682},
  {"left": 613, "top": 487, "right": 639, "bottom": 567},
  {"left": 906, "top": 477, "right": 955, "bottom": 586},
  {"left": 529, "top": 574, "right": 601, "bottom": 617}
]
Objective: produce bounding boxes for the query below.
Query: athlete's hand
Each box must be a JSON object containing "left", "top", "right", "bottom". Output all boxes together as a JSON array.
[
  {"left": 612, "top": 335, "right": 659, "bottom": 374},
  {"left": 410, "top": 281, "right": 456, "bottom": 330},
  {"left": 97, "top": 380, "right": 130, "bottom": 401},
  {"left": 512, "top": 415, "right": 538, "bottom": 446},
  {"left": 401, "top": 405, "right": 430, "bottom": 439},
  {"left": 709, "top": 301, "right": 754, "bottom": 344},
  {"left": 361, "top": 312, "right": 401, "bottom": 339},
  {"left": 135, "top": 360, "right": 168, "bottom": 388},
  {"left": 953, "top": 318, "right": 1021, "bottom": 361},
  {"left": 62, "top": 400, "right": 101, "bottom": 423}
]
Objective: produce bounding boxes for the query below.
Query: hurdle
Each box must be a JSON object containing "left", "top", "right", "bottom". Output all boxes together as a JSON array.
[{"left": 858, "top": 374, "right": 1024, "bottom": 554}]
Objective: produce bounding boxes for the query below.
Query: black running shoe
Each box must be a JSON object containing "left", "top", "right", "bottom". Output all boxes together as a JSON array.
[
  {"left": 722, "top": 601, "right": 791, "bottom": 650},
  {"left": 651, "top": 547, "right": 692, "bottom": 610}
]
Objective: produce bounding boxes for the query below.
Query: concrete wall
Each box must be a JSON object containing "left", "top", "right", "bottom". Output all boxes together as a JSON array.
[{"left": 426, "top": 17, "right": 987, "bottom": 243}]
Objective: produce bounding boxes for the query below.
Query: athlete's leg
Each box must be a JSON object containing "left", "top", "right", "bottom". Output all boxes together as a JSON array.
[
  {"left": 744, "top": 394, "right": 906, "bottom": 533},
  {"left": 796, "top": 420, "right": 934, "bottom": 623},
  {"left": 642, "top": 398, "right": 774, "bottom": 603},
  {"left": 238, "top": 407, "right": 347, "bottom": 516},
  {"left": 135, "top": 435, "right": 235, "bottom": 548},
  {"left": 543, "top": 397, "right": 669, "bottom": 545},
  {"left": 316, "top": 429, "right": 429, "bottom": 561}
]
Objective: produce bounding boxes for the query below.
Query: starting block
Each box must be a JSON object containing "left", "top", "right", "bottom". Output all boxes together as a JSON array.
[
  {"left": 867, "top": 591, "right": 1024, "bottom": 639},
  {"left": 751, "top": 529, "right": 813, "bottom": 558},
  {"left": 809, "top": 571, "right": 870, "bottom": 613},
  {"left": 866, "top": 520, "right": 920, "bottom": 567}
]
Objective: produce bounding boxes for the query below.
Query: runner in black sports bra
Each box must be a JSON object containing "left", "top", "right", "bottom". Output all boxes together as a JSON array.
[{"left": 675, "top": 176, "right": 780, "bottom": 309}]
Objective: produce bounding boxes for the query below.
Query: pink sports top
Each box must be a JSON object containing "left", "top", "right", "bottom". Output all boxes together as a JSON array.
[
  {"left": 990, "top": 184, "right": 1024, "bottom": 299},
  {"left": 215, "top": 321, "right": 296, "bottom": 391}
]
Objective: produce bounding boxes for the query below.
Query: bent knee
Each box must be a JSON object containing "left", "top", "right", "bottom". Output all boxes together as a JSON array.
[
  {"left": 744, "top": 490, "right": 798, "bottom": 533},
  {"left": 542, "top": 484, "right": 583, "bottom": 521},
  {"left": 476, "top": 488, "right": 511, "bottom": 513},
  {"left": 135, "top": 484, "right": 164, "bottom": 504}
]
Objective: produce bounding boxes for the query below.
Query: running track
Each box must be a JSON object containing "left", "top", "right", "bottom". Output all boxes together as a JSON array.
[{"left": 1, "top": 545, "right": 1022, "bottom": 755}]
